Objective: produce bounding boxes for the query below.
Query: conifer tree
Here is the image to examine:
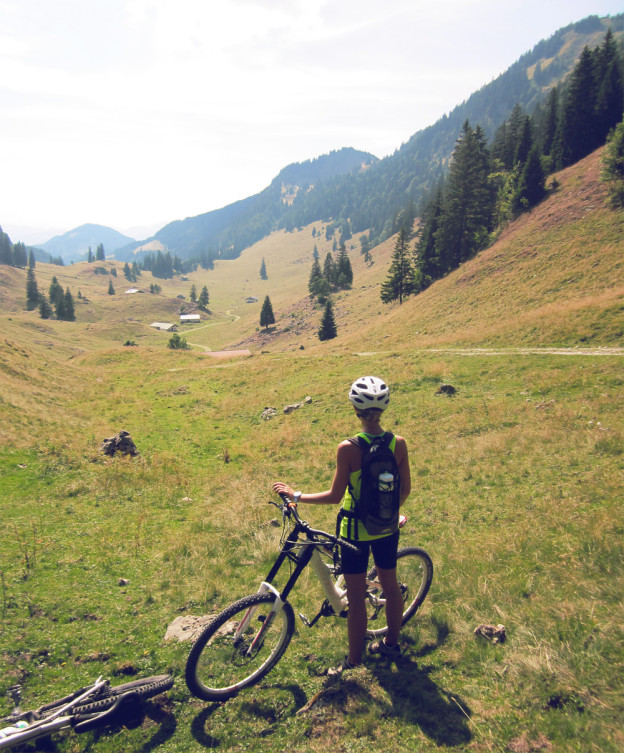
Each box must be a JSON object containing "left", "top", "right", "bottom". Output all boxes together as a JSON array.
[
  {"left": 96, "top": 243, "right": 105, "bottom": 261},
  {"left": 108, "top": 278, "right": 115, "bottom": 295},
  {"left": 189, "top": 284, "right": 197, "bottom": 302},
  {"left": 515, "top": 144, "right": 547, "bottom": 212},
  {"left": 380, "top": 227, "right": 415, "bottom": 304},
  {"left": 26, "top": 267, "right": 40, "bottom": 310},
  {"left": 87, "top": 247, "right": 94, "bottom": 263},
  {"left": 336, "top": 243, "right": 353, "bottom": 289},
  {"left": 318, "top": 299, "right": 337, "bottom": 341},
  {"left": 28, "top": 249, "right": 36, "bottom": 268},
  {"left": 308, "top": 256, "right": 324, "bottom": 298},
  {"left": 415, "top": 184, "right": 445, "bottom": 290},
  {"left": 323, "top": 252, "right": 336, "bottom": 286},
  {"left": 434, "top": 121, "right": 492, "bottom": 270},
  {"left": 198, "top": 286, "right": 209, "bottom": 310},
  {"left": 39, "top": 297, "right": 53, "bottom": 319},
  {"left": 49, "top": 276, "right": 64, "bottom": 306},
  {"left": 260, "top": 257, "right": 267, "bottom": 280},
  {"left": 260, "top": 295, "right": 275, "bottom": 330},
  {"left": 63, "top": 288, "right": 75, "bottom": 321},
  {"left": 601, "top": 119, "right": 624, "bottom": 209}
]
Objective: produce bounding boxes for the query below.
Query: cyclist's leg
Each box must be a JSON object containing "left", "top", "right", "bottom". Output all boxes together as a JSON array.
[
  {"left": 370, "top": 532, "right": 402, "bottom": 646},
  {"left": 340, "top": 538, "right": 371, "bottom": 665},
  {"left": 343, "top": 572, "right": 367, "bottom": 665},
  {"left": 375, "top": 567, "right": 403, "bottom": 646}
]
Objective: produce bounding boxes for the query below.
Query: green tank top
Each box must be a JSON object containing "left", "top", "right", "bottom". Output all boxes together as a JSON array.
[{"left": 339, "top": 432, "right": 397, "bottom": 542}]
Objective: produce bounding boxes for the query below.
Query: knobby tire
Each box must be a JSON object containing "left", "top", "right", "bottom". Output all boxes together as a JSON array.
[
  {"left": 35, "top": 675, "right": 174, "bottom": 718},
  {"left": 185, "top": 592, "right": 295, "bottom": 701}
]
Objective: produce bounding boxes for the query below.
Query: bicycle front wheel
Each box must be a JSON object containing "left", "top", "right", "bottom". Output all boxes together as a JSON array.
[
  {"left": 365, "top": 546, "right": 433, "bottom": 638},
  {"left": 185, "top": 592, "right": 295, "bottom": 701}
]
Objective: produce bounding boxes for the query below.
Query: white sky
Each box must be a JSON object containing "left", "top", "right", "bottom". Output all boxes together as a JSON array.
[{"left": 1, "top": 0, "right": 622, "bottom": 244}]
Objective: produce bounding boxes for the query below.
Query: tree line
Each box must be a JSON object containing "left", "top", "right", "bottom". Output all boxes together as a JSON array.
[{"left": 382, "top": 31, "right": 623, "bottom": 303}]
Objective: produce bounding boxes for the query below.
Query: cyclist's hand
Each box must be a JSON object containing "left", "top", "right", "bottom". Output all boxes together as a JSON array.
[{"left": 273, "top": 482, "right": 294, "bottom": 500}]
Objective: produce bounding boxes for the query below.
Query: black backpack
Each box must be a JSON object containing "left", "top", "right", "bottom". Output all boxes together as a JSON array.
[{"left": 341, "top": 432, "right": 401, "bottom": 539}]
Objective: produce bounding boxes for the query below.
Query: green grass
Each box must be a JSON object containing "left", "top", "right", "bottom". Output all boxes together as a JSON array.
[
  {"left": 0, "top": 147, "right": 622, "bottom": 751},
  {"left": 1, "top": 348, "right": 622, "bottom": 752}
]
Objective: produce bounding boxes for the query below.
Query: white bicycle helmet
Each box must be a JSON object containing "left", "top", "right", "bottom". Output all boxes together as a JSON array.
[{"left": 348, "top": 376, "right": 390, "bottom": 410}]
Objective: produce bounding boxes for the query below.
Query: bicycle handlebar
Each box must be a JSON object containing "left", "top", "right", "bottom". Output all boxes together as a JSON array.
[{"left": 271, "top": 493, "right": 360, "bottom": 553}]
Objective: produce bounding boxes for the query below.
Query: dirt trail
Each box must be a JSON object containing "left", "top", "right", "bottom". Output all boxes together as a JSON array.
[{"left": 356, "top": 347, "right": 624, "bottom": 357}]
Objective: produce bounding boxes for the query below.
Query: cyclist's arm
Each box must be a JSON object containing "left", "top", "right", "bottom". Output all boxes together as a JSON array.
[
  {"left": 273, "top": 441, "right": 354, "bottom": 505},
  {"left": 394, "top": 435, "right": 411, "bottom": 506}
]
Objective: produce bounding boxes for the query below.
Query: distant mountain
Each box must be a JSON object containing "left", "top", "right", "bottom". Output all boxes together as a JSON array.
[
  {"left": 120, "top": 148, "right": 376, "bottom": 262},
  {"left": 37, "top": 223, "right": 135, "bottom": 263},
  {"left": 135, "top": 13, "right": 622, "bottom": 262}
]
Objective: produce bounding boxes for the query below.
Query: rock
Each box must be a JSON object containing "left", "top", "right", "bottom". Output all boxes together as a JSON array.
[
  {"left": 118, "top": 578, "right": 130, "bottom": 586},
  {"left": 164, "top": 615, "right": 233, "bottom": 643},
  {"left": 283, "top": 403, "right": 302, "bottom": 414},
  {"left": 261, "top": 407, "right": 278, "bottom": 420},
  {"left": 474, "top": 623, "right": 506, "bottom": 643},
  {"left": 101, "top": 431, "right": 139, "bottom": 457},
  {"left": 436, "top": 384, "right": 456, "bottom": 396}
]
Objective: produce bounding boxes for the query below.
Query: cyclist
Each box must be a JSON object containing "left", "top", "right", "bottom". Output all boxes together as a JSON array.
[{"left": 273, "top": 376, "right": 411, "bottom": 672}]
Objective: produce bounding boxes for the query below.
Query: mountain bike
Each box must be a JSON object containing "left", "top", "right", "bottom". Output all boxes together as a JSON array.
[
  {"left": 185, "top": 493, "right": 433, "bottom": 701},
  {"left": 0, "top": 674, "right": 173, "bottom": 750}
]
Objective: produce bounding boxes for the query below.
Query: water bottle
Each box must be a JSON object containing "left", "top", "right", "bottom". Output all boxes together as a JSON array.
[{"left": 377, "top": 471, "right": 395, "bottom": 519}]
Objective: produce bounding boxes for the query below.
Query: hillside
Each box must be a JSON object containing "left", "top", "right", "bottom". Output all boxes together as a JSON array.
[
  {"left": 121, "top": 14, "right": 623, "bottom": 263},
  {"left": 0, "top": 146, "right": 621, "bottom": 363}
]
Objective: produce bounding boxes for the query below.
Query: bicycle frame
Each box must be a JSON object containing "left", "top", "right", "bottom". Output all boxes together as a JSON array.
[{"left": 0, "top": 679, "right": 108, "bottom": 750}]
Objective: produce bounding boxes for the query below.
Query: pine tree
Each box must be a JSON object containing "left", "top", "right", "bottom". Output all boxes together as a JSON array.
[
  {"left": 595, "top": 30, "right": 624, "bottom": 146},
  {"left": 63, "top": 288, "right": 75, "bottom": 321},
  {"left": 39, "top": 297, "right": 53, "bottom": 319},
  {"left": 0, "top": 227, "right": 13, "bottom": 266},
  {"left": 123, "top": 262, "right": 133, "bottom": 281},
  {"left": 13, "top": 242, "right": 27, "bottom": 268},
  {"left": 434, "top": 121, "right": 492, "bottom": 270},
  {"left": 415, "top": 184, "right": 445, "bottom": 290},
  {"left": 189, "top": 284, "right": 197, "bottom": 302},
  {"left": 515, "top": 145, "right": 547, "bottom": 212},
  {"left": 198, "top": 286, "right": 209, "bottom": 310},
  {"left": 336, "top": 243, "right": 353, "bottom": 289},
  {"left": 96, "top": 243, "right": 105, "bottom": 261},
  {"left": 323, "top": 252, "right": 336, "bottom": 286},
  {"left": 26, "top": 267, "right": 40, "bottom": 310},
  {"left": 108, "top": 278, "right": 115, "bottom": 295},
  {"left": 49, "top": 276, "right": 64, "bottom": 306},
  {"left": 28, "top": 249, "right": 36, "bottom": 268},
  {"left": 318, "top": 299, "right": 337, "bottom": 341},
  {"left": 601, "top": 119, "right": 624, "bottom": 209},
  {"left": 260, "top": 295, "right": 275, "bottom": 330},
  {"left": 87, "top": 247, "right": 94, "bottom": 263},
  {"left": 308, "top": 257, "right": 324, "bottom": 298},
  {"left": 260, "top": 257, "right": 267, "bottom": 280},
  {"left": 380, "top": 227, "right": 415, "bottom": 304}
]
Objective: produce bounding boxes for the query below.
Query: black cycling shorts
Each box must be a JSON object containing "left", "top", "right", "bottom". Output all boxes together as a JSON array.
[{"left": 340, "top": 530, "right": 400, "bottom": 575}]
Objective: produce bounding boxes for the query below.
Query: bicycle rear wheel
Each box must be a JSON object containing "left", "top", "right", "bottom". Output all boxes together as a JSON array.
[
  {"left": 365, "top": 546, "right": 433, "bottom": 638},
  {"left": 36, "top": 675, "right": 174, "bottom": 718},
  {"left": 185, "top": 592, "right": 295, "bottom": 701}
]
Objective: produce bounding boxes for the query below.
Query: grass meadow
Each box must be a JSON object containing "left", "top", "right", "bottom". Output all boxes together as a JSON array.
[
  {"left": 0, "top": 345, "right": 622, "bottom": 753},
  {"left": 0, "top": 146, "right": 622, "bottom": 751}
]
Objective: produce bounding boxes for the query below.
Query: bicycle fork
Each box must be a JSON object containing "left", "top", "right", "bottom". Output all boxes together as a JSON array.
[{"left": 234, "top": 582, "right": 284, "bottom": 657}]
